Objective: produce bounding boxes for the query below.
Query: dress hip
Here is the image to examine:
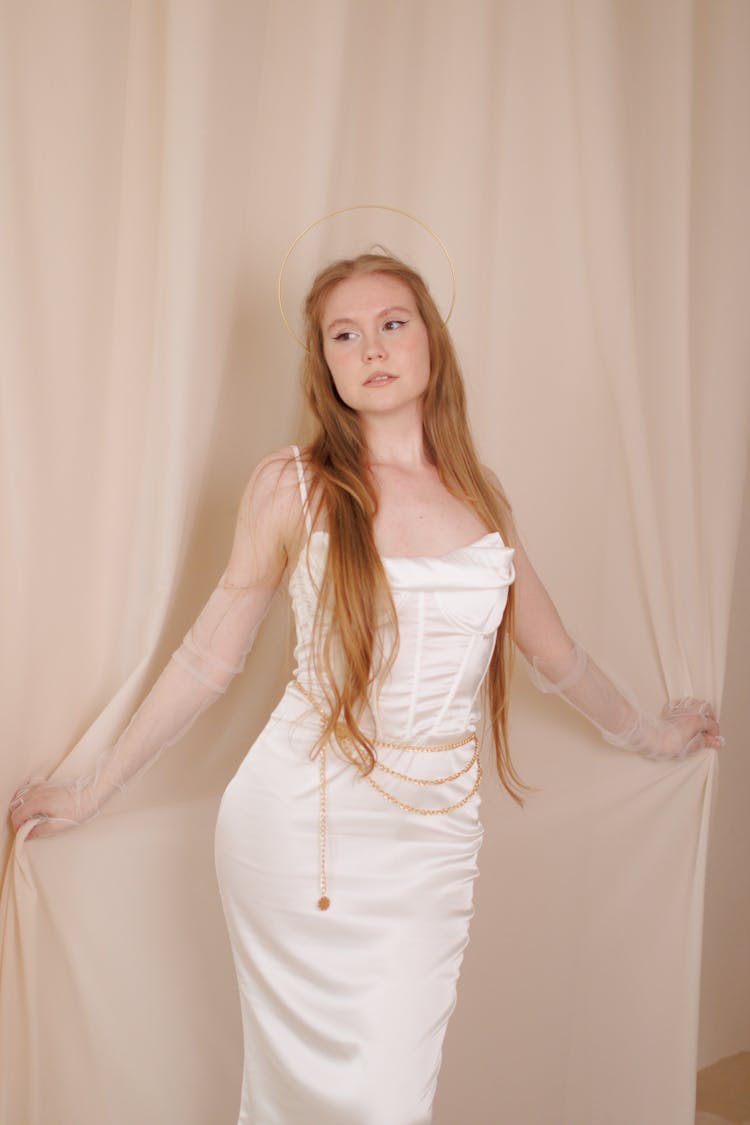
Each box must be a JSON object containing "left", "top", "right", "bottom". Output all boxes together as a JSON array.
[{"left": 214, "top": 687, "right": 484, "bottom": 1125}]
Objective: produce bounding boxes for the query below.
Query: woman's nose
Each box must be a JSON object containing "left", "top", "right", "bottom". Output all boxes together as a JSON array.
[{"left": 362, "top": 334, "right": 386, "bottom": 361}]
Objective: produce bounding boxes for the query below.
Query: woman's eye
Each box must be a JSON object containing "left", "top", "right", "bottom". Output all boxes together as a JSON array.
[
  {"left": 383, "top": 319, "right": 406, "bottom": 331},
  {"left": 333, "top": 331, "right": 356, "bottom": 342}
]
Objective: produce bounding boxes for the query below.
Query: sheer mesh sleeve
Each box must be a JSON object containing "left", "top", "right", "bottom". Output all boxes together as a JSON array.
[
  {"left": 510, "top": 535, "right": 723, "bottom": 760},
  {"left": 8, "top": 576, "right": 274, "bottom": 834},
  {"left": 9, "top": 449, "right": 300, "bottom": 838},
  {"left": 528, "top": 643, "right": 723, "bottom": 759}
]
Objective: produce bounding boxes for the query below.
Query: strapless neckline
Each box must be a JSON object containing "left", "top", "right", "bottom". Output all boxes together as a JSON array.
[
  {"left": 289, "top": 528, "right": 513, "bottom": 593},
  {"left": 304, "top": 528, "right": 503, "bottom": 561}
]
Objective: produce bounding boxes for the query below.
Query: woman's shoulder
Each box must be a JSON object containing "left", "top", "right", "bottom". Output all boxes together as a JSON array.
[
  {"left": 253, "top": 443, "right": 320, "bottom": 493},
  {"left": 247, "top": 443, "right": 313, "bottom": 487},
  {"left": 236, "top": 445, "right": 306, "bottom": 530}
]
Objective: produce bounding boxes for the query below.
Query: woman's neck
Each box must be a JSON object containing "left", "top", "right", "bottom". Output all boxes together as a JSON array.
[{"left": 360, "top": 407, "right": 427, "bottom": 470}]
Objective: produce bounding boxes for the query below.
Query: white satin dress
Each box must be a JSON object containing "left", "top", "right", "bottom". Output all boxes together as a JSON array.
[{"left": 214, "top": 455, "right": 516, "bottom": 1125}]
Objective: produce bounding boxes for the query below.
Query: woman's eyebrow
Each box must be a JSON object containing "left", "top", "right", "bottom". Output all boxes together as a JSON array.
[{"left": 326, "top": 306, "right": 413, "bottom": 332}]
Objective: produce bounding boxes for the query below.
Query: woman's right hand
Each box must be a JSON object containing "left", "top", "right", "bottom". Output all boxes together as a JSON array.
[{"left": 8, "top": 778, "right": 98, "bottom": 839}]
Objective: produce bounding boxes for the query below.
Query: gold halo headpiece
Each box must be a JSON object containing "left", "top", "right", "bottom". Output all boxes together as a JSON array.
[{"left": 277, "top": 204, "right": 456, "bottom": 351}]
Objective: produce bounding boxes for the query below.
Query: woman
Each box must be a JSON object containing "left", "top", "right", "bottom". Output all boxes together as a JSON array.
[{"left": 9, "top": 253, "right": 722, "bottom": 1124}]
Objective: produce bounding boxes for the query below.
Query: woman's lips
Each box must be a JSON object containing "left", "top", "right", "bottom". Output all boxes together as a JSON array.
[{"left": 363, "top": 372, "right": 397, "bottom": 386}]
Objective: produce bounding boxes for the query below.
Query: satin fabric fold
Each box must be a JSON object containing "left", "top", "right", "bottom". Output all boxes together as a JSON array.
[{"left": 214, "top": 533, "right": 514, "bottom": 1123}]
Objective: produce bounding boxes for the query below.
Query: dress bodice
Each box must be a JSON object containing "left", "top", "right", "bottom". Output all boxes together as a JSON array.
[{"left": 288, "top": 529, "right": 515, "bottom": 742}]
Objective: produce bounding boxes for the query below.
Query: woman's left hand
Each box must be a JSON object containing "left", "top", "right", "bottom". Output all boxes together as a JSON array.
[{"left": 652, "top": 697, "right": 724, "bottom": 758}]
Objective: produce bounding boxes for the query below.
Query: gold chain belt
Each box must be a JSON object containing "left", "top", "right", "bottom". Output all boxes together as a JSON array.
[{"left": 290, "top": 677, "right": 481, "bottom": 911}]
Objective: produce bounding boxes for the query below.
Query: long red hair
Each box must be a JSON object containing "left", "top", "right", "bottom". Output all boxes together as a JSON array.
[{"left": 297, "top": 252, "right": 531, "bottom": 806}]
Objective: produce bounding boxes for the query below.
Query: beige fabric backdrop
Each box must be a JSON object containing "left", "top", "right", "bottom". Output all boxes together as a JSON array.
[{"left": 1, "top": 2, "right": 748, "bottom": 1123}]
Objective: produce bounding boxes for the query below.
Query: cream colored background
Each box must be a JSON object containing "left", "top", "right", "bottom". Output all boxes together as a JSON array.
[{"left": 1, "top": 2, "right": 748, "bottom": 1123}]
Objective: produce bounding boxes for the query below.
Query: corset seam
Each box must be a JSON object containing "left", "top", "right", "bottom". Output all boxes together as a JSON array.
[
  {"left": 404, "top": 591, "right": 425, "bottom": 740},
  {"left": 426, "top": 634, "right": 478, "bottom": 739}
]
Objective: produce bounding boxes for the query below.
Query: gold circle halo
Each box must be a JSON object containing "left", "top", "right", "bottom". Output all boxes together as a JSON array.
[{"left": 277, "top": 204, "right": 456, "bottom": 351}]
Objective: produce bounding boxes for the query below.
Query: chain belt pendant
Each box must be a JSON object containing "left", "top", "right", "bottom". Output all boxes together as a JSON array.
[
  {"left": 317, "top": 737, "right": 330, "bottom": 910},
  {"left": 291, "top": 678, "right": 481, "bottom": 911}
]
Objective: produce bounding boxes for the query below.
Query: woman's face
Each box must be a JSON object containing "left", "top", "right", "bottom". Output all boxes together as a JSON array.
[{"left": 320, "top": 272, "right": 431, "bottom": 420}]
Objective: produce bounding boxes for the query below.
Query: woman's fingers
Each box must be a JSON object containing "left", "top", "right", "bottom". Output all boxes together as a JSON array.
[
  {"left": 9, "top": 787, "right": 52, "bottom": 832},
  {"left": 666, "top": 697, "right": 710, "bottom": 717},
  {"left": 660, "top": 699, "right": 725, "bottom": 755},
  {"left": 665, "top": 698, "right": 721, "bottom": 728},
  {"left": 688, "top": 716, "right": 722, "bottom": 747},
  {"left": 9, "top": 786, "right": 38, "bottom": 812}
]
